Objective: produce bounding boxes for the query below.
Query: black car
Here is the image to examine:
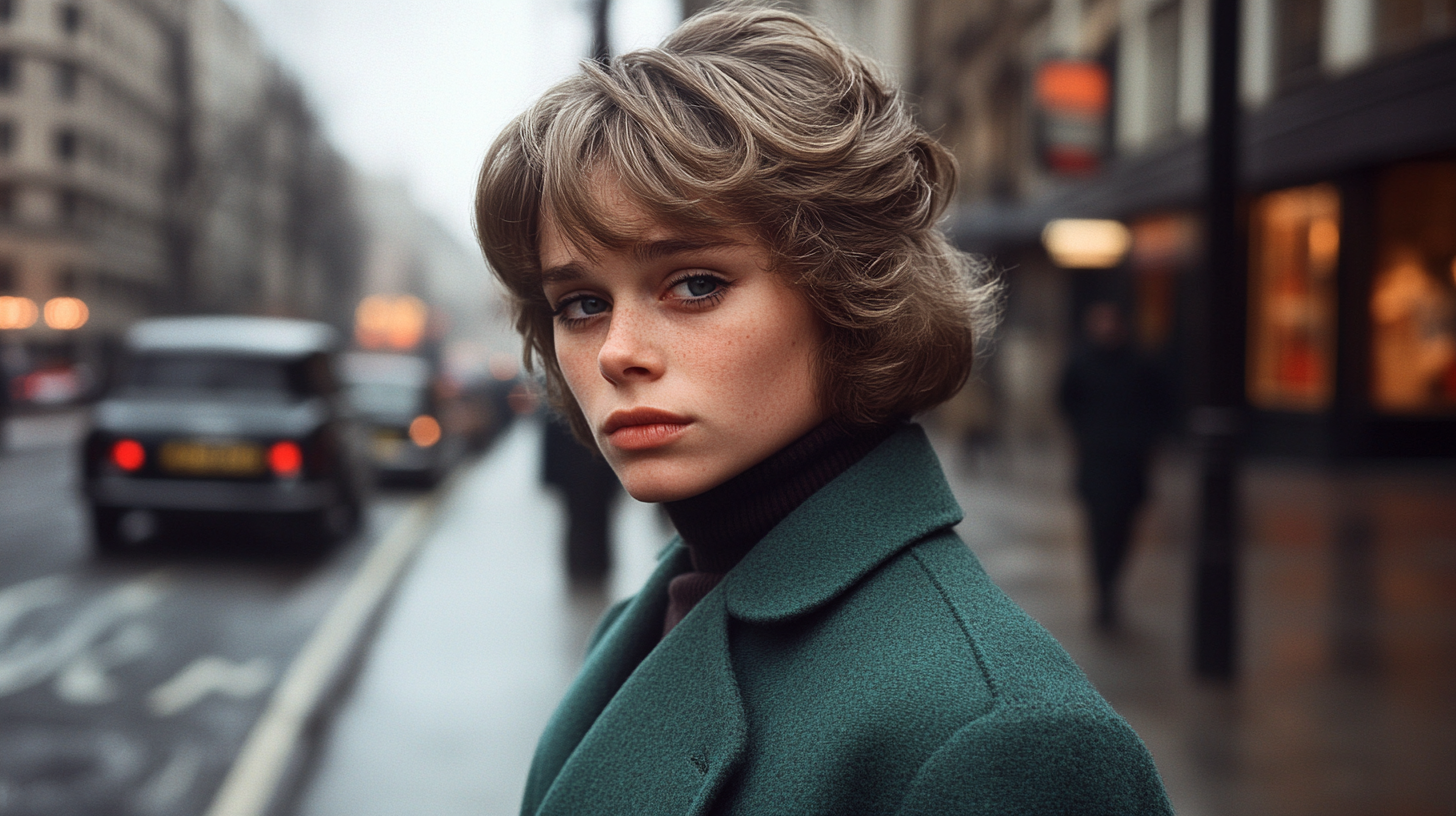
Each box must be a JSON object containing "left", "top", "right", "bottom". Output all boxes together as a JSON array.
[
  {"left": 341, "top": 352, "right": 461, "bottom": 486},
  {"left": 82, "top": 316, "right": 368, "bottom": 553}
]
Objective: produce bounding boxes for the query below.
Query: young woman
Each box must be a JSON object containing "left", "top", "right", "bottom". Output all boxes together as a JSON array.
[{"left": 475, "top": 7, "right": 1172, "bottom": 815}]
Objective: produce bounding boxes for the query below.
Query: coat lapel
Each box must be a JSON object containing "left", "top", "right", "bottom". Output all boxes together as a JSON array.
[
  {"left": 725, "top": 424, "right": 964, "bottom": 623},
  {"left": 533, "top": 575, "right": 747, "bottom": 816},
  {"left": 524, "top": 424, "right": 961, "bottom": 816},
  {"left": 521, "top": 544, "right": 688, "bottom": 813}
]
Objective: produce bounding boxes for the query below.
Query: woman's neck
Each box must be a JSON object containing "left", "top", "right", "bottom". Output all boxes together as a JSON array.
[{"left": 664, "top": 419, "right": 898, "bottom": 574}]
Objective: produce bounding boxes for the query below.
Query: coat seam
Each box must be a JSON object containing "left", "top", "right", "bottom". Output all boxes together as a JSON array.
[{"left": 909, "top": 542, "right": 1003, "bottom": 703}]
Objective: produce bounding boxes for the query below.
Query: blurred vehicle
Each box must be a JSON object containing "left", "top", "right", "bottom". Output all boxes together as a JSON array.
[
  {"left": 342, "top": 352, "right": 462, "bottom": 486},
  {"left": 82, "top": 316, "right": 367, "bottom": 553}
]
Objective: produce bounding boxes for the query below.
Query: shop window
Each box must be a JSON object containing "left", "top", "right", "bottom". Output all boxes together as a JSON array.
[
  {"left": 1371, "top": 162, "right": 1456, "bottom": 413},
  {"left": 1378, "top": 0, "right": 1456, "bottom": 55},
  {"left": 1275, "top": 0, "right": 1323, "bottom": 93},
  {"left": 1247, "top": 184, "right": 1340, "bottom": 411},
  {"left": 1145, "top": 0, "right": 1181, "bottom": 142}
]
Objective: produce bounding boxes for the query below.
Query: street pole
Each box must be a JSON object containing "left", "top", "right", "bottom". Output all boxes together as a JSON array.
[
  {"left": 592, "top": 0, "right": 612, "bottom": 64},
  {"left": 1193, "top": 0, "right": 1244, "bottom": 680}
]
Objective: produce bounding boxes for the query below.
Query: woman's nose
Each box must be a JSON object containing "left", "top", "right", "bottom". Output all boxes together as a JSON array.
[{"left": 597, "top": 308, "right": 663, "bottom": 384}]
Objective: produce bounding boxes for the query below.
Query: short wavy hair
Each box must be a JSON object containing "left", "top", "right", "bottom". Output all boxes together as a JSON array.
[{"left": 475, "top": 5, "right": 998, "bottom": 442}]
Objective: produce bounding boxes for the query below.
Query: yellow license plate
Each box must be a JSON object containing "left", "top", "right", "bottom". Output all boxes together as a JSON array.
[
  {"left": 372, "top": 435, "right": 405, "bottom": 462},
  {"left": 159, "top": 441, "right": 265, "bottom": 476}
]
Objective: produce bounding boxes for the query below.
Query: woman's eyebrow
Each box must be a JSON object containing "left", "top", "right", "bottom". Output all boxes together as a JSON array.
[
  {"left": 541, "top": 262, "right": 587, "bottom": 285},
  {"left": 633, "top": 237, "right": 739, "bottom": 262}
]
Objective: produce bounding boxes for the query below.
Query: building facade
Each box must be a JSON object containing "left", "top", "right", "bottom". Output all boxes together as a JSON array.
[
  {"left": 911, "top": 0, "right": 1456, "bottom": 457},
  {"left": 0, "top": 0, "right": 364, "bottom": 400}
]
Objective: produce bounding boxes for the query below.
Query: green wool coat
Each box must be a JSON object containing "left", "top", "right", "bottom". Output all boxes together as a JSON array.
[{"left": 521, "top": 425, "right": 1173, "bottom": 815}]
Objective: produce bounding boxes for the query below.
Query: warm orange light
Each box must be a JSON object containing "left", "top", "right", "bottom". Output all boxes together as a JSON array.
[
  {"left": 409, "top": 415, "right": 441, "bottom": 447},
  {"left": 355, "top": 294, "right": 428, "bottom": 351},
  {"left": 268, "top": 441, "right": 303, "bottom": 477},
  {"left": 112, "top": 439, "right": 146, "bottom": 471},
  {"left": 1036, "top": 60, "right": 1110, "bottom": 115},
  {"left": 43, "top": 297, "right": 88, "bottom": 330},
  {"left": 1042, "top": 219, "right": 1132, "bottom": 268},
  {"left": 0, "top": 296, "right": 39, "bottom": 329}
]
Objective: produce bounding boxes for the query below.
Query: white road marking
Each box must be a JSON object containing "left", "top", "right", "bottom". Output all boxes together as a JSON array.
[
  {"left": 0, "top": 572, "right": 167, "bottom": 698},
  {"left": 55, "top": 622, "right": 157, "bottom": 705},
  {"left": 204, "top": 498, "right": 440, "bottom": 816},
  {"left": 135, "top": 744, "right": 205, "bottom": 814},
  {"left": 0, "top": 574, "right": 70, "bottom": 643},
  {"left": 148, "top": 656, "right": 274, "bottom": 717}
]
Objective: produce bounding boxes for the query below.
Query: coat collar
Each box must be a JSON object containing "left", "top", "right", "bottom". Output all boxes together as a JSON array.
[
  {"left": 723, "top": 423, "right": 964, "bottom": 623},
  {"left": 525, "top": 424, "right": 961, "bottom": 816}
]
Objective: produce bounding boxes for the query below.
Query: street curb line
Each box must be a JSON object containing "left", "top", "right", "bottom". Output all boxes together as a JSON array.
[{"left": 203, "top": 497, "right": 439, "bottom": 816}]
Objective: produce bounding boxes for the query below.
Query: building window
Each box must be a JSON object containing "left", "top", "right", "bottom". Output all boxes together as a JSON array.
[
  {"left": 58, "top": 188, "right": 78, "bottom": 223},
  {"left": 0, "top": 53, "right": 15, "bottom": 92},
  {"left": 59, "top": 3, "right": 80, "bottom": 35},
  {"left": 0, "top": 120, "right": 13, "bottom": 156},
  {"left": 1275, "top": 0, "right": 1323, "bottom": 93},
  {"left": 1371, "top": 161, "right": 1456, "bottom": 413},
  {"left": 0, "top": 183, "right": 15, "bottom": 220},
  {"left": 1145, "top": 0, "right": 1181, "bottom": 142},
  {"left": 0, "top": 261, "right": 14, "bottom": 293},
  {"left": 1247, "top": 183, "right": 1340, "bottom": 411},
  {"left": 0, "top": 1, "right": 15, "bottom": 25},
  {"left": 1378, "top": 0, "right": 1456, "bottom": 55},
  {"left": 55, "top": 61, "right": 77, "bottom": 100},
  {"left": 54, "top": 128, "right": 77, "bottom": 162},
  {"left": 56, "top": 267, "right": 77, "bottom": 295}
]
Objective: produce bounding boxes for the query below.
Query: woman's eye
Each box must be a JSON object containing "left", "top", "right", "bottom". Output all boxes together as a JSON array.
[
  {"left": 670, "top": 276, "right": 725, "bottom": 300},
  {"left": 555, "top": 296, "right": 610, "bottom": 322}
]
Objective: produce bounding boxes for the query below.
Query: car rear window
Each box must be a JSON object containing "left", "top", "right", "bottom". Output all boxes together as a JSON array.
[
  {"left": 347, "top": 382, "right": 426, "bottom": 416},
  {"left": 120, "top": 354, "right": 305, "bottom": 399}
]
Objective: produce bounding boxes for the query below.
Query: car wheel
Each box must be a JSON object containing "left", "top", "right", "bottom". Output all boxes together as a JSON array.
[
  {"left": 91, "top": 507, "right": 156, "bottom": 554},
  {"left": 91, "top": 507, "right": 125, "bottom": 554}
]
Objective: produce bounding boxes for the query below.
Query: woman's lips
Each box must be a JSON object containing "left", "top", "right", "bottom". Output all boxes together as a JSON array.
[{"left": 603, "top": 408, "right": 691, "bottom": 451}]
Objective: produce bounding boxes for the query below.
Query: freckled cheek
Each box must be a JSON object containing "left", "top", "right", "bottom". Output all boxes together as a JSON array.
[{"left": 555, "top": 334, "right": 605, "bottom": 405}]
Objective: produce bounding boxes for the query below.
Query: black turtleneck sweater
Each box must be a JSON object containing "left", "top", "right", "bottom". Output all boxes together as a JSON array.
[{"left": 660, "top": 420, "right": 897, "bottom": 636}]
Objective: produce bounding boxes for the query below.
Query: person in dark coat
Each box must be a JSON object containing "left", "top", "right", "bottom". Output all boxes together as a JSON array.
[
  {"left": 1058, "top": 301, "right": 1173, "bottom": 628},
  {"left": 475, "top": 8, "right": 1172, "bottom": 813},
  {"left": 542, "top": 413, "right": 619, "bottom": 581}
]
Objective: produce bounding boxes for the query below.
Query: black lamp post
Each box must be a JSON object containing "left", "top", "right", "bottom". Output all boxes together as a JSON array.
[{"left": 1192, "top": 0, "right": 1244, "bottom": 681}]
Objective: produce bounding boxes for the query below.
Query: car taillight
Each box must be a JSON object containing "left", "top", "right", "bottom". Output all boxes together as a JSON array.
[
  {"left": 268, "top": 441, "right": 303, "bottom": 478},
  {"left": 409, "top": 415, "right": 441, "bottom": 447},
  {"left": 111, "top": 439, "right": 146, "bottom": 471}
]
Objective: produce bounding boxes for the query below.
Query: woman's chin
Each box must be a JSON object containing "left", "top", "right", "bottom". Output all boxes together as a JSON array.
[{"left": 612, "top": 459, "right": 720, "bottom": 504}]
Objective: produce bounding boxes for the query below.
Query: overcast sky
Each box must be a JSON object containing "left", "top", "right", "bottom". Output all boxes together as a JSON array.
[{"left": 227, "top": 0, "right": 681, "bottom": 249}]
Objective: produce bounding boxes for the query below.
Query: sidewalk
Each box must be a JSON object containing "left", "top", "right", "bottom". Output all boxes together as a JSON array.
[
  {"left": 289, "top": 418, "right": 665, "bottom": 816},
  {"left": 931, "top": 434, "right": 1456, "bottom": 816},
  {"left": 292, "top": 419, "right": 1456, "bottom": 816}
]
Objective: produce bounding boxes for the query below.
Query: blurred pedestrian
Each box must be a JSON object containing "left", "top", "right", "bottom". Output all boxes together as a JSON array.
[
  {"left": 475, "top": 8, "right": 1171, "bottom": 814},
  {"left": 0, "top": 359, "right": 10, "bottom": 454},
  {"left": 541, "top": 413, "right": 619, "bottom": 582},
  {"left": 1058, "top": 301, "right": 1172, "bottom": 629}
]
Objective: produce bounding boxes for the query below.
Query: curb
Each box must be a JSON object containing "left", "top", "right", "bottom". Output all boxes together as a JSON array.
[{"left": 203, "top": 491, "right": 445, "bottom": 816}]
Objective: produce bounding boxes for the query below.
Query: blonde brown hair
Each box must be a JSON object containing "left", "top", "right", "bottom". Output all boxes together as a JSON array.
[{"left": 475, "top": 5, "right": 998, "bottom": 442}]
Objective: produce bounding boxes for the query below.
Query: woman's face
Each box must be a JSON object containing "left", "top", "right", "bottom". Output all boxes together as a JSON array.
[{"left": 539, "top": 183, "right": 825, "bottom": 503}]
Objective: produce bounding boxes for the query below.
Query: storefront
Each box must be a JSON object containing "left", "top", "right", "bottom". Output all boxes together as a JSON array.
[{"left": 955, "top": 35, "right": 1456, "bottom": 458}]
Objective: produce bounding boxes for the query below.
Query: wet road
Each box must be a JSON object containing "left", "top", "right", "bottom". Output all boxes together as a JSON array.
[{"left": 0, "top": 411, "right": 419, "bottom": 816}]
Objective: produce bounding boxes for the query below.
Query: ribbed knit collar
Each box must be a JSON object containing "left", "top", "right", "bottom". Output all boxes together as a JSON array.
[{"left": 664, "top": 420, "right": 898, "bottom": 574}]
